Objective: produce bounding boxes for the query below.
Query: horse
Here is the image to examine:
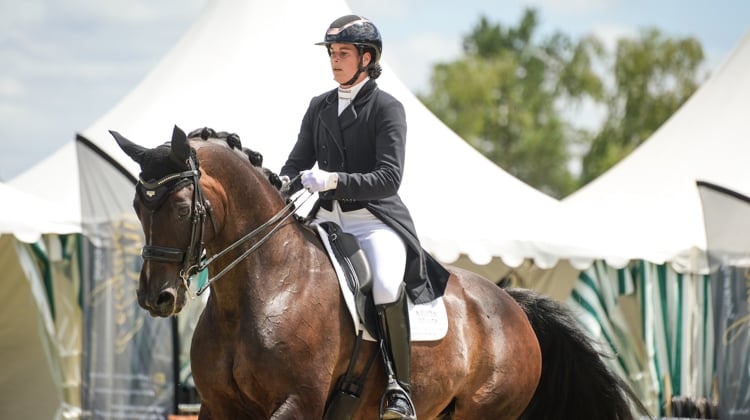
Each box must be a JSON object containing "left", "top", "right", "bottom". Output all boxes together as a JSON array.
[{"left": 111, "top": 126, "right": 649, "bottom": 419}]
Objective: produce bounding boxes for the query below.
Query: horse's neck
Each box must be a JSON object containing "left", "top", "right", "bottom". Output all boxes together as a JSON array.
[
  {"left": 203, "top": 173, "right": 320, "bottom": 313},
  {"left": 204, "top": 223, "right": 323, "bottom": 320}
]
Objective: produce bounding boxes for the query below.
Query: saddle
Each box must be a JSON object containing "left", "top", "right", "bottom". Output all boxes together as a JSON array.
[
  {"left": 314, "top": 221, "right": 448, "bottom": 342},
  {"left": 318, "top": 221, "right": 378, "bottom": 337}
]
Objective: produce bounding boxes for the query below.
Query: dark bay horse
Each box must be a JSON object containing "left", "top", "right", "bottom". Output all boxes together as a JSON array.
[{"left": 112, "top": 126, "right": 648, "bottom": 419}]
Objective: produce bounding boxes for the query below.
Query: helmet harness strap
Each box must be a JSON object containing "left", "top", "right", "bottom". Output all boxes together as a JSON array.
[{"left": 341, "top": 45, "right": 367, "bottom": 87}]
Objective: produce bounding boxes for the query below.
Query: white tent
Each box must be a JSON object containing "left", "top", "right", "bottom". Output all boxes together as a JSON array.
[
  {"left": 9, "top": 143, "right": 81, "bottom": 233},
  {"left": 561, "top": 29, "right": 750, "bottom": 273},
  {"left": 0, "top": 235, "right": 62, "bottom": 420},
  {"left": 0, "top": 182, "right": 81, "bottom": 419},
  {"left": 0, "top": 181, "right": 79, "bottom": 242}
]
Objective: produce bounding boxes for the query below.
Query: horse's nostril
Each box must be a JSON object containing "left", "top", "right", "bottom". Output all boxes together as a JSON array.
[{"left": 156, "top": 290, "right": 175, "bottom": 307}]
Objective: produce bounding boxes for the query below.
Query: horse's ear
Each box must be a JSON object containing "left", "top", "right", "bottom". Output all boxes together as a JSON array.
[
  {"left": 170, "top": 125, "right": 191, "bottom": 165},
  {"left": 110, "top": 130, "right": 147, "bottom": 164}
]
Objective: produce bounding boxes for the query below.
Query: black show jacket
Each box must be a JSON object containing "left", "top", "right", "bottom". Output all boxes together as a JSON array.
[{"left": 281, "top": 79, "right": 449, "bottom": 303}]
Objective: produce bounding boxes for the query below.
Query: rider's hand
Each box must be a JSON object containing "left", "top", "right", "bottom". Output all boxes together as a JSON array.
[{"left": 301, "top": 169, "right": 338, "bottom": 193}]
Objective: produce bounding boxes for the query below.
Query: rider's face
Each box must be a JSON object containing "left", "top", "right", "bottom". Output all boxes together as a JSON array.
[{"left": 328, "top": 43, "right": 370, "bottom": 87}]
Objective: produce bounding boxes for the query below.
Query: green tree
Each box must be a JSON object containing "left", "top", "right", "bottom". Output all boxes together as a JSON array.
[
  {"left": 419, "top": 9, "right": 604, "bottom": 198},
  {"left": 579, "top": 29, "right": 704, "bottom": 185},
  {"left": 420, "top": 10, "right": 705, "bottom": 197}
]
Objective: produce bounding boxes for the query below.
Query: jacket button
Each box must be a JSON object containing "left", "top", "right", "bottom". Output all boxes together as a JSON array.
[{"left": 322, "top": 160, "right": 328, "bottom": 166}]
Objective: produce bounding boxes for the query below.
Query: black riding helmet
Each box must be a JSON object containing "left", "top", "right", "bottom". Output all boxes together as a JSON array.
[{"left": 316, "top": 15, "right": 383, "bottom": 84}]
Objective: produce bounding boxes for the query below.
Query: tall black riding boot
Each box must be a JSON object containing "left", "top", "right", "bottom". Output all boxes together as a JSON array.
[{"left": 377, "top": 287, "right": 416, "bottom": 420}]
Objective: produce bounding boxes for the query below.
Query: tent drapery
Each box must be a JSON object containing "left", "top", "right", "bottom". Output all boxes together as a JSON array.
[{"left": 697, "top": 181, "right": 750, "bottom": 418}]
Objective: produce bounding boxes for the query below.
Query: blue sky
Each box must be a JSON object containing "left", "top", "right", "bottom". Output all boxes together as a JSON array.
[{"left": 1, "top": 0, "right": 748, "bottom": 180}]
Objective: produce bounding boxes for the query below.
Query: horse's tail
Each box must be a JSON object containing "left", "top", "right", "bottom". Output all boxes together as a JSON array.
[{"left": 504, "top": 286, "right": 651, "bottom": 420}]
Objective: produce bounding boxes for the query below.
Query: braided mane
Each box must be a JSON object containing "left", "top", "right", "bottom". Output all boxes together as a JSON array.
[{"left": 187, "top": 127, "right": 283, "bottom": 189}]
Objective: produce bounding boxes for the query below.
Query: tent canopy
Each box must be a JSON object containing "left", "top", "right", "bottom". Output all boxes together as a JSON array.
[
  {"left": 0, "top": 180, "right": 79, "bottom": 242},
  {"left": 561, "top": 29, "right": 750, "bottom": 272}
]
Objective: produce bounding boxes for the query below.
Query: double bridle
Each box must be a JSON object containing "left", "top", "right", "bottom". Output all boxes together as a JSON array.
[{"left": 139, "top": 156, "right": 309, "bottom": 296}]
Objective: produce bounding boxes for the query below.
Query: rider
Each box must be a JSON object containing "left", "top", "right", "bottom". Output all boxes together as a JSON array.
[{"left": 279, "top": 14, "right": 450, "bottom": 420}]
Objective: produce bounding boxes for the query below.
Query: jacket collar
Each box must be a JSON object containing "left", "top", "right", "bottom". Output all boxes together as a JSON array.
[
  {"left": 319, "top": 80, "right": 379, "bottom": 153},
  {"left": 340, "top": 79, "right": 377, "bottom": 129}
]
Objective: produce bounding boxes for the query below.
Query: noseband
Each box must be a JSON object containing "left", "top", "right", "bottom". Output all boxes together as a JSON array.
[{"left": 139, "top": 156, "right": 310, "bottom": 296}]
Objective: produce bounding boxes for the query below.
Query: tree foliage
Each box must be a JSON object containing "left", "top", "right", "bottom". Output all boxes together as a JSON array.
[
  {"left": 419, "top": 9, "right": 705, "bottom": 198},
  {"left": 579, "top": 29, "right": 704, "bottom": 184}
]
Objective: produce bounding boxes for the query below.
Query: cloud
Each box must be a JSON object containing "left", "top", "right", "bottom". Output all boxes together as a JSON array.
[
  {"left": 520, "top": 0, "right": 618, "bottom": 15},
  {"left": 0, "top": 77, "right": 26, "bottom": 98},
  {"left": 0, "top": 0, "right": 207, "bottom": 179},
  {"left": 49, "top": 0, "right": 204, "bottom": 24},
  {"left": 588, "top": 23, "right": 638, "bottom": 52},
  {"left": 347, "top": 0, "right": 413, "bottom": 19}
]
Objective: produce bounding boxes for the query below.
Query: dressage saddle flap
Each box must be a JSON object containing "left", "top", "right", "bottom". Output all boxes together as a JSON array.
[{"left": 318, "top": 221, "right": 376, "bottom": 333}]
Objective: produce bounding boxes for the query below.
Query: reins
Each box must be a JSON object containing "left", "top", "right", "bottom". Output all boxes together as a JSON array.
[{"left": 191, "top": 182, "right": 312, "bottom": 296}]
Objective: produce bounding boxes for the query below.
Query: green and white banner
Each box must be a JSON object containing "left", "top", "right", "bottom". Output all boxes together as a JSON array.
[
  {"left": 80, "top": 219, "right": 174, "bottom": 419},
  {"left": 569, "top": 260, "right": 714, "bottom": 416}
]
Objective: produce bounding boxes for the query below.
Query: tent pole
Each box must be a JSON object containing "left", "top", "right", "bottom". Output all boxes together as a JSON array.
[{"left": 172, "top": 315, "right": 180, "bottom": 415}]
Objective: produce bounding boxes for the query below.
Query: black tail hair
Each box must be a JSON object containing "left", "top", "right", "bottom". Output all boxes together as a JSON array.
[{"left": 504, "top": 286, "right": 651, "bottom": 420}]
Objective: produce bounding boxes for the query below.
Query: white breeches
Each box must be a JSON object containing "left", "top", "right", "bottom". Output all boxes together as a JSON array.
[{"left": 315, "top": 201, "right": 407, "bottom": 305}]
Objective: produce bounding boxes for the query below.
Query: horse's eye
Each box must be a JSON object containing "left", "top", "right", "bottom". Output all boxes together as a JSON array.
[{"left": 176, "top": 205, "right": 191, "bottom": 219}]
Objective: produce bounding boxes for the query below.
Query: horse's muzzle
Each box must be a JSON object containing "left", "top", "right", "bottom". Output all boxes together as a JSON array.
[{"left": 138, "top": 285, "right": 183, "bottom": 317}]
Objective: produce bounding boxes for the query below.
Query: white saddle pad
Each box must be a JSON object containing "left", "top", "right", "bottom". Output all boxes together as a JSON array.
[{"left": 313, "top": 223, "right": 448, "bottom": 342}]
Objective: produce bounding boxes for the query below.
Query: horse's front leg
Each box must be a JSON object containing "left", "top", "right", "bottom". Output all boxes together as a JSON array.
[
  {"left": 198, "top": 400, "right": 266, "bottom": 420},
  {"left": 197, "top": 404, "right": 212, "bottom": 420},
  {"left": 270, "top": 394, "right": 322, "bottom": 420}
]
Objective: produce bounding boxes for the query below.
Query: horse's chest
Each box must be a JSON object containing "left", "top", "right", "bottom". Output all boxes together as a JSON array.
[
  {"left": 190, "top": 330, "right": 276, "bottom": 405},
  {"left": 191, "top": 297, "right": 330, "bottom": 406}
]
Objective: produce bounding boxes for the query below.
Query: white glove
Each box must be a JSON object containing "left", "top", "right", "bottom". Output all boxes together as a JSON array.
[{"left": 301, "top": 169, "right": 338, "bottom": 193}]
